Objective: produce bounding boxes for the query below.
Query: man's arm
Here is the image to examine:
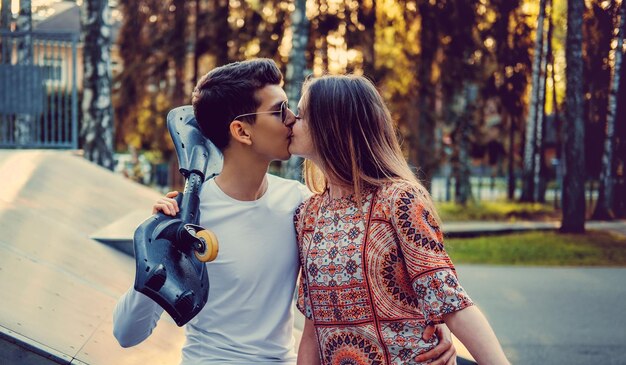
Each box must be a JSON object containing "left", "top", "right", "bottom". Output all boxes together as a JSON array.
[
  {"left": 112, "top": 286, "right": 164, "bottom": 347},
  {"left": 297, "top": 318, "right": 321, "bottom": 365},
  {"left": 414, "top": 324, "right": 457, "bottom": 365}
]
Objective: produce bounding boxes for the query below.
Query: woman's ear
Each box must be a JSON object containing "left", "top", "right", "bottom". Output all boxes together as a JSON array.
[{"left": 230, "top": 120, "right": 253, "bottom": 146}]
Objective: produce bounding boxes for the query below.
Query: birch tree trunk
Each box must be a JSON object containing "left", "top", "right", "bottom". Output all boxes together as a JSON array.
[
  {"left": 561, "top": 0, "right": 586, "bottom": 233},
  {"left": 283, "top": 0, "right": 309, "bottom": 180},
  {"left": 617, "top": 55, "right": 626, "bottom": 218},
  {"left": 15, "top": 0, "right": 33, "bottom": 145},
  {"left": 521, "top": 0, "right": 547, "bottom": 202},
  {"left": 534, "top": 0, "right": 553, "bottom": 203},
  {"left": 81, "top": 0, "right": 114, "bottom": 169},
  {"left": 1, "top": 0, "right": 11, "bottom": 29},
  {"left": 549, "top": 1, "right": 561, "bottom": 208},
  {"left": 592, "top": 0, "right": 625, "bottom": 220},
  {"left": 507, "top": 114, "right": 517, "bottom": 200}
]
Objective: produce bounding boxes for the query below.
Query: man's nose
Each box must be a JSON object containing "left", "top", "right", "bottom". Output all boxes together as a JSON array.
[{"left": 284, "top": 108, "right": 297, "bottom": 127}]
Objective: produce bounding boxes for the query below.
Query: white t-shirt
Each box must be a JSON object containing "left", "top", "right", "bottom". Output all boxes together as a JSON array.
[{"left": 113, "top": 174, "right": 311, "bottom": 364}]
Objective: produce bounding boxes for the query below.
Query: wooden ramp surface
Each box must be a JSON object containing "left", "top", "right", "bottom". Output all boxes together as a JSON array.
[{"left": 0, "top": 150, "right": 185, "bottom": 364}]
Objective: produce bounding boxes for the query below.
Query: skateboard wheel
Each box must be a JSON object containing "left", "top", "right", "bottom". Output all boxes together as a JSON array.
[{"left": 194, "top": 229, "right": 219, "bottom": 262}]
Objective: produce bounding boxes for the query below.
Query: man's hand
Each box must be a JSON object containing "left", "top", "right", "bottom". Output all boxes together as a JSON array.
[{"left": 414, "top": 324, "right": 457, "bottom": 365}]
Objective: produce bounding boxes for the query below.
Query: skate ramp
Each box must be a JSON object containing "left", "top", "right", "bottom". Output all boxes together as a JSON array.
[{"left": 0, "top": 150, "right": 185, "bottom": 364}]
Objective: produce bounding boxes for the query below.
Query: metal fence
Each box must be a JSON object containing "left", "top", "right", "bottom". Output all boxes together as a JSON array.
[{"left": 0, "top": 30, "right": 78, "bottom": 149}]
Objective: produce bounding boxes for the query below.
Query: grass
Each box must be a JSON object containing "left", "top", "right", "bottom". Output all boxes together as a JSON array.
[
  {"left": 445, "top": 230, "right": 626, "bottom": 266},
  {"left": 436, "top": 200, "right": 559, "bottom": 222}
]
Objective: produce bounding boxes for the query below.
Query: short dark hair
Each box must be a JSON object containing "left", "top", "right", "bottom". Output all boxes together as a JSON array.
[{"left": 191, "top": 59, "right": 283, "bottom": 151}]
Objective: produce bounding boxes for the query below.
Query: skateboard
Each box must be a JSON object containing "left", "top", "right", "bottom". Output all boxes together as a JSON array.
[{"left": 133, "top": 106, "right": 223, "bottom": 326}]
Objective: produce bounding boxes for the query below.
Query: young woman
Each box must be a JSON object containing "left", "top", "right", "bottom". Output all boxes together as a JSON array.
[{"left": 290, "top": 75, "right": 510, "bottom": 365}]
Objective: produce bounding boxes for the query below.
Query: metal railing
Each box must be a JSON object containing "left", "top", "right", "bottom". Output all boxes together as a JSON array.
[{"left": 0, "top": 30, "right": 78, "bottom": 149}]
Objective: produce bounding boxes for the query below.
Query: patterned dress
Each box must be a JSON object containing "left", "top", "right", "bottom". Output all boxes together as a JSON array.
[{"left": 295, "top": 182, "right": 473, "bottom": 365}]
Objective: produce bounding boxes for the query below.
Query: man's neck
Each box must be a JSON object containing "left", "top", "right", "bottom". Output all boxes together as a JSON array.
[{"left": 214, "top": 153, "right": 270, "bottom": 201}]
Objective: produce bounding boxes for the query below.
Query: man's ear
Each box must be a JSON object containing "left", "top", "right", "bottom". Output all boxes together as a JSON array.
[{"left": 230, "top": 120, "right": 253, "bottom": 146}]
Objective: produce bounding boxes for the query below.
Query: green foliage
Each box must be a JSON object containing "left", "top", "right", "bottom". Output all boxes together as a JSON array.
[
  {"left": 446, "top": 230, "right": 626, "bottom": 266},
  {"left": 436, "top": 200, "right": 558, "bottom": 221},
  {"left": 110, "top": 0, "right": 623, "bottom": 214}
]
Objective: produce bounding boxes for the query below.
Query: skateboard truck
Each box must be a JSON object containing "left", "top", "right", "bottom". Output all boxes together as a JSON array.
[{"left": 133, "top": 106, "right": 222, "bottom": 326}]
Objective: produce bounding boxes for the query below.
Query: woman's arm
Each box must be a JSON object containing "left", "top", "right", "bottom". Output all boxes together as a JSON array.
[
  {"left": 443, "top": 306, "right": 510, "bottom": 365},
  {"left": 297, "top": 318, "right": 321, "bottom": 365}
]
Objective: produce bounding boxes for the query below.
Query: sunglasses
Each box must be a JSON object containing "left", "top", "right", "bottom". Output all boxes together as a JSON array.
[{"left": 232, "top": 100, "right": 289, "bottom": 125}]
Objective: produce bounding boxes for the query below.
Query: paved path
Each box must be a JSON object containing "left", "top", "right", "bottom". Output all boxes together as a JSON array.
[
  {"left": 455, "top": 265, "right": 626, "bottom": 365},
  {"left": 443, "top": 220, "right": 626, "bottom": 238}
]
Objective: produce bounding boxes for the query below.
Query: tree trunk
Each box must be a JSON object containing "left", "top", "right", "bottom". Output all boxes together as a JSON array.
[
  {"left": 521, "top": 0, "right": 547, "bottom": 202},
  {"left": 193, "top": 0, "right": 201, "bottom": 85},
  {"left": 81, "top": 0, "right": 114, "bottom": 170},
  {"left": 211, "top": 0, "right": 229, "bottom": 66},
  {"left": 358, "top": 0, "right": 376, "bottom": 80},
  {"left": 550, "top": 3, "right": 561, "bottom": 208},
  {"left": 455, "top": 84, "right": 478, "bottom": 205},
  {"left": 415, "top": 4, "right": 438, "bottom": 191},
  {"left": 1, "top": 0, "right": 11, "bottom": 29},
  {"left": 561, "top": 0, "right": 586, "bottom": 233},
  {"left": 16, "top": 0, "right": 31, "bottom": 62},
  {"left": 616, "top": 25, "right": 626, "bottom": 218},
  {"left": 14, "top": 0, "right": 33, "bottom": 145},
  {"left": 172, "top": 0, "right": 187, "bottom": 105},
  {"left": 285, "top": 0, "right": 309, "bottom": 108},
  {"left": 592, "top": 0, "right": 625, "bottom": 220},
  {"left": 535, "top": 0, "right": 554, "bottom": 203},
  {"left": 507, "top": 113, "right": 517, "bottom": 200},
  {"left": 283, "top": 0, "right": 309, "bottom": 181}
]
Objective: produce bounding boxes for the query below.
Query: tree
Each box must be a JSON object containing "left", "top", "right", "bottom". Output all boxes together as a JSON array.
[
  {"left": 171, "top": 0, "right": 188, "bottom": 106},
  {"left": 14, "top": 0, "right": 33, "bottom": 145},
  {"left": 355, "top": 0, "right": 377, "bottom": 79},
  {"left": 439, "top": 0, "right": 482, "bottom": 204},
  {"left": 561, "top": 0, "right": 586, "bottom": 233},
  {"left": 283, "top": 0, "right": 310, "bottom": 181},
  {"left": 534, "top": 0, "right": 555, "bottom": 203},
  {"left": 1, "top": 0, "right": 11, "bottom": 29},
  {"left": 453, "top": 84, "right": 479, "bottom": 205},
  {"left": 584, "top": 1, "right": 616, "bottom": 189},
  {"left": 615, "top": 41, "right": 626, "bottom": 217},
  {"left": 81, "top": 0, "right": 114, "bottom": 169},
  {"left": 490, "top": 1, "right": 533, "bottom": 201},
  {"left": 114, "top": 0, "right": 147, "bottom": 150},
  {"left": 209, "top": 0, "right": 229, "bottom": 65},
  {"left": 521, "top": 0, "right": 548, "bottom": 202},
  {"left": 412, "top": 1, "right": 440, "bottom": 191},
  {"left": 593, "top": 0, "right": 625, "bottom": 220}
]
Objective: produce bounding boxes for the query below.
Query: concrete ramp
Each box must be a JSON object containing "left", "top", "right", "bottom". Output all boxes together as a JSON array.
[{"left": 0, "top": 150, "right": 185, "bottom": 364}]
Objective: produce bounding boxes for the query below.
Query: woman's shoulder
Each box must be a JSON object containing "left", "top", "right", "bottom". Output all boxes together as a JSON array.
[
  {"left": 378, "top": 180, "right": 427, "bottom": 202},
  {"left": 294, "top": 193, "right": 325, "bottom": 232},
  {"left": 295, "top": 192, "right": 324, "bottom": 216}
]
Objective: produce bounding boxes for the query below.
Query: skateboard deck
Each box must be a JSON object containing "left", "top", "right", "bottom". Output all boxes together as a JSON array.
[{"left": 133, "top": 106, "right": 223, "bottom": 326}]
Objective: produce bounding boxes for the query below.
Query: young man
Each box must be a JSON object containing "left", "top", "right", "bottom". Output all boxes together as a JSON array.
[{"left": 113, "top": 59, "right": 456, "bottom": 364}]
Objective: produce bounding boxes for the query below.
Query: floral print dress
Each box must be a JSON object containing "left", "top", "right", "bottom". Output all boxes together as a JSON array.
[{"left": 295, "top": 182, "right": 473, "bottom": 365}]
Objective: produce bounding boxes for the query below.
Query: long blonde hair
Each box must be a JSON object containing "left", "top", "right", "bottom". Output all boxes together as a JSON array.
[{"left": 301, "top": 75, "right": 440, "bottom": 223}]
